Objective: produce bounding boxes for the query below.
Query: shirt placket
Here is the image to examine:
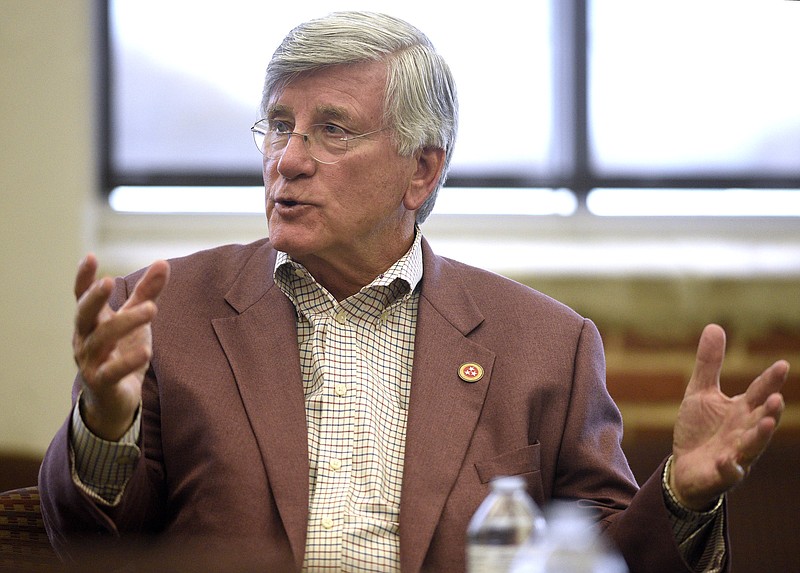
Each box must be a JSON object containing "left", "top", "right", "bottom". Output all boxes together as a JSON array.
[
  {"left": 283, "top": 256, "right": 419, "bottom": 573},
  {"left": 305, "top": 302, "right": 356, "bottom": 569}
]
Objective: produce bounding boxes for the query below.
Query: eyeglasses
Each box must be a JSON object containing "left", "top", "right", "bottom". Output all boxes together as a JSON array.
[{"left": 250, "top": 119, "right": 385, "bottom": 165}]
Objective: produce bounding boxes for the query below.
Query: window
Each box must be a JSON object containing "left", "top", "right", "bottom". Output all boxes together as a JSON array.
[
  {"left": 590, "top": 1, "right": 800, "bottom": 178},
  {"left": 105, "top": 2, "right": 552, "bottom": 191},
  {"left": 103, "top": 0, "right": 800, "bottom": 216}
]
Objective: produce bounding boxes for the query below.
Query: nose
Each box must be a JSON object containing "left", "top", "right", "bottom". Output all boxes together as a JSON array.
[{"left": 274, "top": 132, "right": 316, "bottom": 178}]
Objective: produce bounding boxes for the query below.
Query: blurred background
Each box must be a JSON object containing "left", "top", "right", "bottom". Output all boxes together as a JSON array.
[{"left": 1, "top": 1, "right": 798, "bottom": 570}]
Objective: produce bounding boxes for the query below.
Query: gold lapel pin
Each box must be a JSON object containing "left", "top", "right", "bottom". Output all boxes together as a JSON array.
[{"left": 458, "top": 362, "right": 484, "bottom": 383}]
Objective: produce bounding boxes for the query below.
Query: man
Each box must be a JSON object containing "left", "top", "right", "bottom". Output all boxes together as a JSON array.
[{"left": 39, "top": 11, "right": 788, "bottom": 573}]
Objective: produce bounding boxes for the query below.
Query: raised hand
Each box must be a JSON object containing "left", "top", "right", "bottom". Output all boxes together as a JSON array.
[
  {"left": 72, "top": 254, "right": 170, "bottom": 441},
  {"left": 670, "top": 324, "right": 789, "bottom": 510}
]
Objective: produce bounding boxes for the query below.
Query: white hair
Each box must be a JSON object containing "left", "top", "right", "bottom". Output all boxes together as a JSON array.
[{"left": 261, "top": 11, "right": 459, "bottom": 223}]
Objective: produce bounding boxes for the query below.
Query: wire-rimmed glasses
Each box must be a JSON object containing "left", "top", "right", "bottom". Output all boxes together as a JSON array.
[{"left": 250, "top": 119, "right": 385, "bottom": 165}]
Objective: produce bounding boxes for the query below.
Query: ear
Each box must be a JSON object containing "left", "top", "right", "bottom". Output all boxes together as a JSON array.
[{"left": 403, "top": 147, "right": 446, "bottom": 212}]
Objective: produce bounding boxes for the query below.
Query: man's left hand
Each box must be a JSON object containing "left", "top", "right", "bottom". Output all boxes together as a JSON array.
[{"left": 670, "top": 324, "right": 789, "bottom": 511}]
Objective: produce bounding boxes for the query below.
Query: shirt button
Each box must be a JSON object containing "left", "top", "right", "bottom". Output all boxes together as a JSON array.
[
  {"left": 335, "top": 309, "right": 348, "bottom": 324},
  {"left": 294, "top": 268, "right": 306, "bottom": 278},
  {"left": 330, "top": 459, "right": 342, "bottom": 471},
  {"left": 335, "top": 384, "right": 347, "bottom": 397},
  {"left": 321, "top": 517, "right": 334, "bottom": 530}
]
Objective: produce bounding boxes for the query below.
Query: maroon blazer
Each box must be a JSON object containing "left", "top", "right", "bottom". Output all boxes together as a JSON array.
[{"left": 39, "top": 238, "right": 727, "bottom": 572}]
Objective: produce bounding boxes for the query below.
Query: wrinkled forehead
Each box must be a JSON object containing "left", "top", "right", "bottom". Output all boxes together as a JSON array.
[
  {"left": 264, "top": 59, "right": 390, "bottom": 112},
  {"left": 265, "top": 61, "right": 390, "bottom": 121}
]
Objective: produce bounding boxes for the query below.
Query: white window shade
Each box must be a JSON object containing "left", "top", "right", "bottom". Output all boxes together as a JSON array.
[
  {"left": 110, "top": 1, "right": 553, "bottom": 178},
  {"left": 589, "top": 0, "right": 800, "bottom": 177}
]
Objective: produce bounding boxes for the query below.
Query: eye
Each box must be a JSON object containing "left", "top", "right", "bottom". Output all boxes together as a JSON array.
[
  {"left": 270, "top": 119, "right": 293, "bottom": 134},
  {"left": 318, "top": 124, "right": 347, "bottom": 138}
]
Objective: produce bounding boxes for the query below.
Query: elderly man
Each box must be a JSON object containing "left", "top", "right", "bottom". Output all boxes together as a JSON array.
[{"left": 39, "top": 11, "right": 788, "bottom": 573}]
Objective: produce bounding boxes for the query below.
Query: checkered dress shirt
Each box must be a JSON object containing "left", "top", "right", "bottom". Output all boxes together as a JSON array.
[{"left": 273, "top": 232, "right": 423, "bottom": 572}]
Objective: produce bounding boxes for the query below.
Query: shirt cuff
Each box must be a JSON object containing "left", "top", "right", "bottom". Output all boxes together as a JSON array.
[
  {"left": 662, "top": 455, "right": 724, "bottom": 525},
  {"left": 663, "top": 455, "right": 727, "bottom": 572},
  {"left": 69, "top": 394, "right": 142, "bottom": 506}
]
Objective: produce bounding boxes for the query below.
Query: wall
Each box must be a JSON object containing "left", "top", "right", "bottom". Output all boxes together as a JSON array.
[
  {"left": 0, "top": 0, "right": 95, "bottom": 455},
  {"left": 2, "top": 0, "right": 798, "bottom": 466},
  {"left": 1, "top": 2, "right": 799, "bottom": 569}
]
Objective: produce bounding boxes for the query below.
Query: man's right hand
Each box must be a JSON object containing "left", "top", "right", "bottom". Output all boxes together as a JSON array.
[{"left": 72, "top": 254, "right": 170, "bottom": 441}]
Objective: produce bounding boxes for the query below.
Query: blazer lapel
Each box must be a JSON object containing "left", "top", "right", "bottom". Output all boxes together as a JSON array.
[
  {"left": 211, "top": 244, "right": 309, "bottom": 569},
  {"left": 399, "top": 242, "right": 496, "bottom": 573}
]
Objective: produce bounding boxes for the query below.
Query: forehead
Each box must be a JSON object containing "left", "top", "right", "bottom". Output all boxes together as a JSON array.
[{"left": 267, "top": 61, "right": 388, "bottom": 123}]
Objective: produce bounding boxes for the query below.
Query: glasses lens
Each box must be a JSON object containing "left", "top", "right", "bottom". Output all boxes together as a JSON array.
[
  {"left": 254, "top": 121, "right": 292, "bottom": 159},
  {"left": 251, "top": 120, "right": 269, "bottom": 154},
  {"left": 307, "top": 124, "right": 347, "bottom": 164},
  {"left": 250, "top": 121, "right": 349, "bottom": 164}
]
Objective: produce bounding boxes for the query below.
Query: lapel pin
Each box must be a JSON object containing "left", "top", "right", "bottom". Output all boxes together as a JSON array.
[{"left": 458, "top": 362, "right": 484, "bottom": 383}]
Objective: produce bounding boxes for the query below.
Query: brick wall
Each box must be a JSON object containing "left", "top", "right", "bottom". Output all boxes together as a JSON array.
[{"left": 549, "top": 276, "right": 800, "bottom": 573}]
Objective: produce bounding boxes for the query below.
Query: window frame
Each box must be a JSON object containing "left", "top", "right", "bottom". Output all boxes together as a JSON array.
[{"left": 97, "top": 0, "right": 800, "bottom": 210}]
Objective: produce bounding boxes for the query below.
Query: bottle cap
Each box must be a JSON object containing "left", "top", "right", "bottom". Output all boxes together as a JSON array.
[{"left": 490, "top": 475, "right": 525, "bottom": 492}]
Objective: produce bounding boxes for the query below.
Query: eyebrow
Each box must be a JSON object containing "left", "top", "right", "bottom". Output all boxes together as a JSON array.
[
  {"left": 266, "top": 104, "right": 355, "bottom": 125},
  {"left": 315, "top": 105, "right": 353, "bottom": 124},
  {"left": 266, "top": 104, "right": 291, "bottom": 120}
]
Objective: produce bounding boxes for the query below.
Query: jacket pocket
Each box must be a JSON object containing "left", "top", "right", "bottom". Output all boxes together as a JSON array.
[
  {"left": 474, "top": 442, "right": 541, "bottom": 484},
  {"left": 474, "top": 442, "right": 545, "bottom": 504}
]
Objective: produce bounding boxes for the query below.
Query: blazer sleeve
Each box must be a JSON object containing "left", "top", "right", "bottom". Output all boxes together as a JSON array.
[
  {"left": 562, "top": 321, "right": 730, "bottom": 572},
  {"left": 38, "top": 273, "right": 168, "bottom": 562}
]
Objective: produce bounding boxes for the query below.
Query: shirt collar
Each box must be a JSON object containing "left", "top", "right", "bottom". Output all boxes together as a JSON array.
[{"left": 274, "top": 226, "right": 424, "bottom": 306}]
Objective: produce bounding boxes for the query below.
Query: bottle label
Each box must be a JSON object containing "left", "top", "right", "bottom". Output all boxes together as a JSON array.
[{"left": 467, "top": 545, "right": 521, "bottom": 573}]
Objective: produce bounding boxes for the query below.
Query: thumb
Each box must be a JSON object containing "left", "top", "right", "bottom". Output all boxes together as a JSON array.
[{"left": 686, "top": 324, "right": 726, "bottom": 396}]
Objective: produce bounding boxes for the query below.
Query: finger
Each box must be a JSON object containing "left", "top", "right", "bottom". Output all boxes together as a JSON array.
[
  {"left": 716, "top": 456, "right": 747, "bottom": 488},
  {"left": 122, "top": 260, "right": 170, "bottom": 309},
  {"left": 74, "top": 254, "right": 99, "bottom": 300},
  {"left": 685, "top": 324, "right": 726, "bottom": 395},
  {"left": 92, "top": 344, "right": 152, "bottom": 389},
  {"left": 732, "top": 411, "right": 781, "bottom": 472},
  {"left": 80, "top": 302, "right": 157, "bottom": 367},
  {"left": 744, "top": 360, "right": 790, "bottom": 409},
  {"left": 748, "top": 393, "right": 786, "bottom": 432},
  {"left": 74, "top": 277, "right": 114, "bottom": 338},
  {"left": 764, "top": 392, "right": 787, "bottom": 419}
]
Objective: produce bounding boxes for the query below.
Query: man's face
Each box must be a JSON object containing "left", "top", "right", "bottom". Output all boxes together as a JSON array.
[{"left": 262, "top": 60, "right": 422, "bottom": 278}]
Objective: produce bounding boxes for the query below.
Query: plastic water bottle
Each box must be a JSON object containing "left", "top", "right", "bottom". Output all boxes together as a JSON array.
[
  {"left": 510, "top": 503, "right": 628, "bottom": 573},
  {"left": 466, "top": 475, "right": 546, "bottom": 573}
]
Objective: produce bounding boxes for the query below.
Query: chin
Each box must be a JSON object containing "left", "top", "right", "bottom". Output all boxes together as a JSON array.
[{"left": 268, "top": 234, "right": 314, "bottom": 260}]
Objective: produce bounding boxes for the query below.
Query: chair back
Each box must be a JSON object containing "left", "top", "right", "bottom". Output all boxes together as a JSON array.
[{"left": 0, "top": 486, "right": 58, "bottom": 571}]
